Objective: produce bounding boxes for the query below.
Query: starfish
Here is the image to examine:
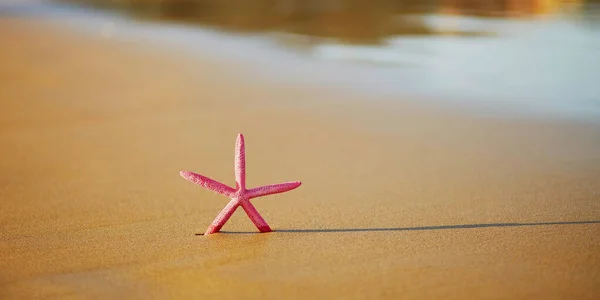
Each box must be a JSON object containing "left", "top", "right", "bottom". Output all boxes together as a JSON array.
[{"left": 180, "top": 133, "right": 301, "bottom": 235}]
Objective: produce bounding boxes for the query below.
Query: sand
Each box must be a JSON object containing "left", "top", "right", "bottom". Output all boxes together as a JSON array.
[{"left": 1, "top": 10, "right": 600, "bottom": 300}]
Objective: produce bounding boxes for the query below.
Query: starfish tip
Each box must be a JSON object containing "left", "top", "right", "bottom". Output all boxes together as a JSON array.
[{"left": 179, "top": 170, "right": 192, "bottom": 179}]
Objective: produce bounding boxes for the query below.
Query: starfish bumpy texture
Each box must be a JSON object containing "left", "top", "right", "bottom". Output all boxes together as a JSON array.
[{"left": 180, "top": 134, "right": 301, "bottom": 235}]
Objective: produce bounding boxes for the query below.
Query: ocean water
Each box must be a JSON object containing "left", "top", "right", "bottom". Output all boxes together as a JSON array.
[
  {"left": 3, "top": 0, "right": 600, "bottom": 121},
  {"left": 312, "top": 14, "right": 600, "bottom": 119}
]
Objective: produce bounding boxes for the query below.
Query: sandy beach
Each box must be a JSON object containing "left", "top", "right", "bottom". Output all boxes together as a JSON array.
[{"left": 1, "top": 4, "right": 600, "bottom": 299}]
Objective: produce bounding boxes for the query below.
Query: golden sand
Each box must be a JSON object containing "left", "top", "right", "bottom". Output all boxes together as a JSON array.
[{"left": 1, "top": 15, "right": 599, "bottom": 299}]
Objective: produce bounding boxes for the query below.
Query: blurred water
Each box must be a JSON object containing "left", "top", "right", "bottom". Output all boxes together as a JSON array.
[
  {"left": 2, "top": 1, "right": 600, "bottom": 120},
  {"left": 312, "top": 14, "right": 600, "bottom": 117}
]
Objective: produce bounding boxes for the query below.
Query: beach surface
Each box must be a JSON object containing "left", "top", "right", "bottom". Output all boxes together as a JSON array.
[{"left": 1, "top": 4, "right": 600, "bottom": 299}]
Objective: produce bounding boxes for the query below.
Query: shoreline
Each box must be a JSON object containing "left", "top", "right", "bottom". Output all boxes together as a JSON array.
[{"left": 6, "top": 0, "right": 600, "bottom": 122}]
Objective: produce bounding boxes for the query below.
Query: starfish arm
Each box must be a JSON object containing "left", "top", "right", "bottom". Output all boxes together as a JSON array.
[
  {"left": 180, "top": 171, "right": 235, "bottom": 197},
  {"left": 240, "top": 201, "right": 272, "bottom": 233},
  {"left": 205, "top": 199, "right": 239, "bottom": 235},
  {"left": 235, "top": 133, "right": 246, "bottom": 191},
  {"left": 247, "top": 181, "right": 302, "bottom": 199}
]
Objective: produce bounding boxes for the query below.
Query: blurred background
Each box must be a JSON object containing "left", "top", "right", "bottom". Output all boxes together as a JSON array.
[
  {"left": 56, "top": 0, "right": 597, "bottom": 43},
  {"left": 2, "top": 0, "right": 600, "bottom": 117}
]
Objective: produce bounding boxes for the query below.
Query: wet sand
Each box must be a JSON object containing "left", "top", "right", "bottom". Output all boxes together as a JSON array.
[{"left": 1, "top": 12, "right": 600, "bottom": 300}]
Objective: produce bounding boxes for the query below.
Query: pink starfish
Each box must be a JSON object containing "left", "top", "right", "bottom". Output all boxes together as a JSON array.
[{"left": 180, "top": 133, "right": 301, "bottom": 235}]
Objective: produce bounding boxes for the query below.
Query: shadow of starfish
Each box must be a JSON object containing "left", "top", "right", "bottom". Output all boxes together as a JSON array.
[{"left": 209, "top": 220, "right": 600, "bottom": 235}]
